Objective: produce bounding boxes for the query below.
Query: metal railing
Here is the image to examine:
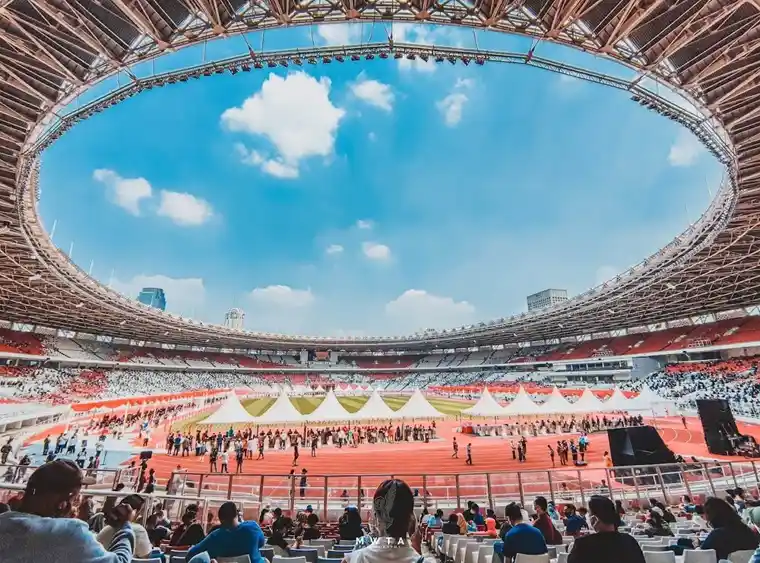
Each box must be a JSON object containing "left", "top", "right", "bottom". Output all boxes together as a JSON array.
[{"left": 1, "top": 459, "right": 757, "bottom": 523}]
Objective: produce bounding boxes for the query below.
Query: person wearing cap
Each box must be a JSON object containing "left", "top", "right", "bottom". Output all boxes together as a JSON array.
[
  {"left": 0, "top": 459, "right": 134, "bottom": 563},
  {"left": 186, "top": 501, "right": 266, "bottom": 563}
]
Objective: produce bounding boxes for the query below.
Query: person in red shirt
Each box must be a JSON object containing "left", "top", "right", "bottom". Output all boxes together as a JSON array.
[{"left": 532, "top": 496, "right": 563, "bottom": 545}]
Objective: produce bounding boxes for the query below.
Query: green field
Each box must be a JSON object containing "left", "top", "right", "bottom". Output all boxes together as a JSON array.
[{"left": 175, "top": 394, "right": 471, "bottom": 429}]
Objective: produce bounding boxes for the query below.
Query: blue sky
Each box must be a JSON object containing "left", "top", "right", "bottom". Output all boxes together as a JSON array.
[{"left": 38, "top": 24, "right": 723, "bottom": 336}]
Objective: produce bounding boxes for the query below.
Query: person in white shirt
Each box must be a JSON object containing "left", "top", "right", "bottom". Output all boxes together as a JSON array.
[
  {"left": 97, "top": 494, "right": 153, "bottom": 558},
  {"left": 221, "top": 450, "right": 229, "bottom": 473},
  {"left": 343, "top": 479, "right": 426, "bottom": 563}
]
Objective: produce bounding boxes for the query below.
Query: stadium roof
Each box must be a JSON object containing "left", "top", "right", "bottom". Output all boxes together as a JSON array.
[{"left": 0, "top": 0, "right": 759, "bottom": 351}]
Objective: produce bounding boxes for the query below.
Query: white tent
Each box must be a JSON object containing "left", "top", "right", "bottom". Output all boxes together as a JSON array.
[
  {"left": 603, "top": 387, "right": 633, "bottom": 411},
  {"left": 538, "top": 387, "right": 575, "bottom": 414},
  {"left": 314, "top": 384, "right": 325, "bottom": 394},
  {"left": 569, "top": 388, "right": 606, "bottom": 413},
  {"left": 306, "top": 390, "right": 354, "bottom": 422},
  {"left": 198, "top": 393, "right": 257, "bottom": 425},
  {"left": 352, "top": 390, "right": 397, "bottom": 420},
  {"left": 463, "top": 387, "right": 508, "bottom": 417},
  {"left": 395, "top": 389, "right": 445, "bottom": 419},
  {"left": 502, "top": 386, "right": 543, "bottom": 416},
  {"left": 627, "top": 385, "right": 676, "bottom": 414},
  {"left": 255, "top": 389, "right": 304, "bottom": 424}
]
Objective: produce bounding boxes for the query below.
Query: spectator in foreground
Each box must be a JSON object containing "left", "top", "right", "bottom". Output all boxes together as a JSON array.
[
  {"left": 187, "top": 501, "right": 266, "bottom": 563},
  {"left": 568, "top": 496, "right": 644, "bottom": 563},
  {"left": 533, "top": 496, "right": 562, "bottom": 545},
  {"left": 562, "top": 504, "right": 588, "bottom": 537},
  {"left": 496, "top": 502, "right": 547, "bottom": 562},
  {"left": 343, "top": 479, "right": 423, "bottom": 563},
  {"left": 97, "top": 494, "right": 152, "bottom": 558},
  {"left": 0, "top": 459, "right": 134, "bottom": 563},
  {"left": 170, "top": 505, "right": 205, "bottom": 547},
  {"left": 700, "top": 497, "right": 759, "bottom": 560},
  {"left": 302, "top": 513, "right": 321, "bottom": 540}
]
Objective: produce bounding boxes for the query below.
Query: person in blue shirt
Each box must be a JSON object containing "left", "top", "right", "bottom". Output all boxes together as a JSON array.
[
  {"left": 187, "top": 502, "right": 266, "bottom": 563},
  {"left": 427, "top": 509, "right": 444, "bottom": 527},
  {"left": 563, "top": 504, "right": 589, "bottom": 537},
  {"left": 494, "top": 503, "right": 547, "bottom": 562}
]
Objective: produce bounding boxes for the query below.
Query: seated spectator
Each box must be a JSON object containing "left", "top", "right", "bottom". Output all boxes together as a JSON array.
[
  {"left": 97, "top": 494, "right": 153, "bottom": 558},
  {"left": 470, "top": 503, "right": 485, "bottom": 526},
  {"left": 427, "top": 509, "right": 444, "bottom": 528},
  {"left": 681, "top": 495, "right": 696, "bottom": 513},
  {"left": 442, "top": 513, "right": 461, "bottom": 535},
  {"left": 692, "top": 505, "right": 709, "bottom": 530},
  {"left": 532, "top": 496, "right": 562, "bottom": 545},
  {"left": 700, "top": 497, "right": 759, "bottom": 560},
  {"left": 302, "top": 513, "right": 321, "bottom": 540},
  {"left": 0, "top": 459, "right": 133, "bottom": 563},
  {"left": 146, "top": 513, "right": 171, "bottom": 546},
  {"left": 187, "top": 501, "right": 266, "bottom": 563},
  {"left": 563, "top": 504, "right": 588, "bottom": 537},
  {"left": 457, "top": 513, "right": 467, "bottom": 535},
  {"left": 485, "top": 517, "right": 498, "bottom": 538},
  {"left": 495, "top": 502, "right": 547, "bottom": 562},
  {"left": 339, "top": 506, "right": 364, "bottom": 541},
  {"left": 171, "top": 505, "right": 205, "bottom": 546},
  {"left": 649, "top": 499, "right": 676, "bottom": 523},
  {"left": 344, "top": 479, "right": 423, "bottom": 563},
  {"left": 568, "top": 496, "right": 644, "bottom": 563},
  {"left": 643, "top": 508, "right": 673, "bottom": 537}
]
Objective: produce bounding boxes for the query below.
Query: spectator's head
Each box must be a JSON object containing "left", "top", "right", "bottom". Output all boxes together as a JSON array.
[
  {"left": 682, "top": 495, "right": 692, "bottom": 504},
  {"left": 307, "top": 513, "right": 319, "bottom": 527},
  {"left": 447, "top": 513, "right": 459, "bottom": 525},
  {"left": 436, "top": 509, "right": 444, "bottom": 519},
  {"left": 20, "top": 460, "right": 85, "bottom": 518},
  {"left": 648, "top": 507, "right": 665, "bottom": 528},
  {"left": 564, "top": 504, "right": 577, "bottom": 517},
  {"left": 588, "top": 496, "right": 620, "bottom": 532},
  {"left": 704, "top": 497, "right": 743, "bottom": 528},
  {"left": 695, "top": 505, "right": 705, "bottom": 516},
  {"left": 534, "top": 496, "right": 548, "bottom": 515},
  {"left": 218, "top": 501, "right": 239, "bottom": 527},
  {"left": 505, "top": 503, "right": 523, "bottom": 525},
  {"left": 273, "top": 507, "right": 282, "bottom": 518},
  {"left": 373, "top": 479, "right": 415, "bottom": 539},
  {"left": 471, "top": 503, "right": 479, "bottom": 514}
]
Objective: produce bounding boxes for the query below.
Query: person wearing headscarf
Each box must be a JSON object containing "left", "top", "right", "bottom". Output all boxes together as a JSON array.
[
  {"left": 342, "top": 479, "right": 426, "bottom": 563},
  {"left": 339, "top": 507, "right": 364, "bottom": 542},
  {"left": 485, "top": 517, "right": 498, "bottom": 538}
]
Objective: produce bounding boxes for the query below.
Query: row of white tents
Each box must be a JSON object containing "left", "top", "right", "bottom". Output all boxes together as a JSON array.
[
  {"left": 200, "top": 388, "right": 446, "bottom": 426},
  {"left": 246, "top": 383, "right": 377, "bottom": 397},
  {"left": 462, "top": 386, "right": 675, "bottom": 417}
]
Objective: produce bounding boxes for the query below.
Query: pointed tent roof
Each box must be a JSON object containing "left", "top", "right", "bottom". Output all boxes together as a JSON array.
[
  {"left": 502, "top": 386, "right": 543, "bottom": 415},
  {"left": 306, "top": 390, "right": 354, "bottom": 422},
  {"left": 539, "top": 387, "right": 575, "bottom": 414},
  {"left": 352, "top": 390, "right": 397, "bottom": 420},
  {"left": 569, "top": 388, "right": 606, "bottom": 412},
  {"left": 463, "top": 387, "right": 508, "bottom": 417},
  {"left": 255, "top": 389, "right": 304, "bottom": 424},
  {"left": 395, "top": 389, "right": 445, "bottom": 419},
  {"left": 314, "top": 384, "right": 325, "bottom": 393},
  {"left": 198, "top": 393, "right": 257, "bottom": 425},
  {"left": 627, "top": 384, "right": 676, "bottom": 411},
  {"left": 603, "top": 387, "right": 633, "bottom": 411}
]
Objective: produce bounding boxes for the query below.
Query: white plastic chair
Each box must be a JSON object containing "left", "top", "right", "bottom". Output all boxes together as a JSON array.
[
  {"left": 218, "top": 557, "right": 252, "bottom": 563},
  {"left": 514, "top": 554, "right": 550, "bottom": 563},
  {"left": 557, "top": 554, "right": 569, "bottom": 563},
  {"left": 683, "top": 549, "right": 717, "bottom": 563},
  {"left": 132, "top": 559, "right": 161, "bottom": 563},
  {"left": 449, "top": 537, "right": 469, "bottom": 561},
  {"left": 643, "top": 552, "right": 676, "bottom": 563},
  {"left": 476, "top": 545, "right": 494, "bottom": 563},
  {"left": 728, "top": 550, "right": 756, "bottom": 563},
  {"left": 456, "top": 541, "right": 475, "bottom": 563},
  {"left": 273, "top": 556, "right": 307, "bottom": 563},
  {"left": 462, "top": 541, "right": 480, "bottom": 563}
]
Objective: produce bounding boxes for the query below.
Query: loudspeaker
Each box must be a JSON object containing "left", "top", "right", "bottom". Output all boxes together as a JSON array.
[
  {"left": 697, "top": 399, "right": 741, "bottom": 455},
  {"left": 139, "top": 450, "right": 153, "bottom": 460},
  {"left": 607, "top": 426, "right": 680, "bottom": 486}
]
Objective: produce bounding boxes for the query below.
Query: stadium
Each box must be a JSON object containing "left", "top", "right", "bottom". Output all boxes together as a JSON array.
[{"left": 1, "top": 0, "right": 760, "bottom": 562}]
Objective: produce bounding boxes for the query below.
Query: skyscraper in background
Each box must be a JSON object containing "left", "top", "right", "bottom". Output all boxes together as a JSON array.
[
  {"left": 137, "top": 287, "right": 166, "bottom": 311},
  {"left": 224, "top": 308, "right": 245, "bottom": 329}
]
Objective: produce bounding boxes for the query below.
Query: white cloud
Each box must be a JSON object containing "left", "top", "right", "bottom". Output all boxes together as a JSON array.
[
  {"left": 356, "top": 219, "right": 373, "bottom": 230},
  {"left": 668, "top": 130, "right": 704, "bottom": 167},
  {"left": 362, "top": 241, "right": 391, "bottom": 260},
  {"left": 93, "top": 169, "right": 152, "bottom": 215},
  {"left": 437, "top": 79, "right": 473, "bottom": 127},
  {"left": 385, "top": 289, "right": 476, "bottom": 332},
  {"left": 222, "top": 72, "right": 345, "bottom": 177},
  {"left": 350, "top": 75, "right": 394, "bottom": 112},
  {"left": 235, "top": 143, "right": 299, "bottom": 179},
  {"left": 326, "top": 244, "right": 344, "bottom": 255},
  {"left": 316, "top": 24, "right": 361, "bottom": 46},
  {"left": 157, "top": 191, "right": 214, "bottom": 227},
  {"left": 110, "top": 274, "right": 206, "bottom": 316},
  {"left": 437, "top": 93, "right": 469, "bottom": 127},
  {"left": 249, "top": 285, "right": 315, "bottom": 308}
]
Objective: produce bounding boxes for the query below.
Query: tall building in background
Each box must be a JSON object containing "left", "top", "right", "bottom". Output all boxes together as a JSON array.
[
  {"left": 526, "top": 288, "right": 568, "bottom": 312},
  {"left": 137, "top": 287, "right": 166, "bottom": 311},
  {"left": 224, "top": 308, "right": 245, "bottom": 329}
]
